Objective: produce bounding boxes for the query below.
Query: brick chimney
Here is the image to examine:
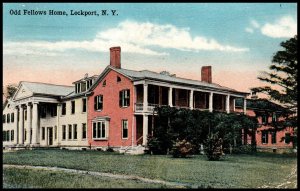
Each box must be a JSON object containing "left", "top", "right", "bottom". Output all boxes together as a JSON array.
[
  {"left": 201, "top": 66, "right": 212, "bottom": 83},
  {"left": 110, "top": 46, "right": 121, "bottom": 69}
]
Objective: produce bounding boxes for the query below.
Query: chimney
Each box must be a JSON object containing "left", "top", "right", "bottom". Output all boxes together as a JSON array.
[
  {"left": 201, "top": 66, "right": 212, "bottom": 83},
  {"left": 110, "top": 46, "right": 121, "bottom": 69}
]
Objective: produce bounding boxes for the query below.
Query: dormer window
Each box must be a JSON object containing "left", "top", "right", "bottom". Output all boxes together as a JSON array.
[
  {"left": 87, "top": 79, "right": 93, "bottom": 89},
  {"left": 81, "top": 81, "right": 87, "bottom": 92},
  {"left": 75, "top": 83, "right": 81, "bottom": 94},
  {"left": 117, "top": 76, "right": 121, "bottom": 82}
]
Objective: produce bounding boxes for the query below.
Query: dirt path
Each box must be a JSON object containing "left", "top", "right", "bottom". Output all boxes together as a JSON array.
[
  {"left": 259, "top": 163, "right": 297, "bottom": 189},
  {"left": 3, "top": 164, "right": 193, "bottom": 188}
]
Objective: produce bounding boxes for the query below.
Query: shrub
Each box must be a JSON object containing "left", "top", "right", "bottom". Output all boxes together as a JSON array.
[
  {"left": 171, "top": 139, "right": 193, "bottom": 158},
  {"left": 203, "top": 133, "right": 224, "bottom": 161},
  {"left": 106, "top": 147, "right": 114, "bottom": 152}
]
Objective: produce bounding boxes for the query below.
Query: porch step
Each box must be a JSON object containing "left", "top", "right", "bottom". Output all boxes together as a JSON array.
[{"left": 119, "top": 145, "right": 146, "bottom": 155}]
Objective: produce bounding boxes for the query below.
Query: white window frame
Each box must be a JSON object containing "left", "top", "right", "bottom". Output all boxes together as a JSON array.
[
  {"left": 82, "top": 98, "right": 87, "bottom": 113},
  {"left": 62, "top": 125, "right": 66, "bottom": 140},
  {"left": 122, "top": 120, "right": 128, "bottom": 139},
  {"left": 95, "top": 95, "right": 103, "bottom": 111},
  {"left": 82, "top": 123, "right": 87, "bottom": 140},
  {"left": 68, "top": 124, "right": 73, "bottom": 140},
  {"left": 120, "top": 89, "right": 130, "bottom": 107},
  {"left": 92, "top": 120, "right": 108, "bottom": 140},
  {"left": 261, "top": 131, "right": 268, "bottom": 144},
  {"left": 73, "top": 124, "right": 77, "bottom": 140}
]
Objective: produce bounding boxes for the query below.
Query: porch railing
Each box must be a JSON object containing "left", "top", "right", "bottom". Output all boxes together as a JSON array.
[{"left": 134, "top": 103, "right": 169, "bottom": 112}]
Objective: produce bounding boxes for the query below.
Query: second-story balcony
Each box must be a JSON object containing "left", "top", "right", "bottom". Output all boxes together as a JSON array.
[{"left": 134, "top": 83, "right": 242, "bottom": 114}]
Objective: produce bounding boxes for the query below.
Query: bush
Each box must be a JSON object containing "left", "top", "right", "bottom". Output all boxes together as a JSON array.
[
  {"left": 204, "top": 133, "right": 224, "bottom": 161},
  {"left": 106, "top": 147, "right": 114, "bottom": 152},
  {"left": 171, "top": 139, "right": 193, "bottom": 158},
  {"left": 147, "top": 136, "right": 167, "bottom": 154},
  {"left": 232, "top": 145, "right": 253, "bottom": 154}
]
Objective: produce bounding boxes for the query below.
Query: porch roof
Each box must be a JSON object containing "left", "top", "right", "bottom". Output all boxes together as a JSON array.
[
  {"left": 21, "top": 81, "right": 74, "bottom": 97},
  {"left": 113, "top": 67, "right": 248, "bottom": 95}
]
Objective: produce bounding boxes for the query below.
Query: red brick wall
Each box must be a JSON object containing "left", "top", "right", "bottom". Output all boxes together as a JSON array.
[
  {"left": 236, "top": 107, "right": 294, "bottom": 148},
  {"left": 87, "top": 69, "right": 135, "bottom": 147}
]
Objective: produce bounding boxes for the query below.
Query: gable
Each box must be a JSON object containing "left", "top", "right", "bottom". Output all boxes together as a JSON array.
[
  {"left": 13, "top": 83, "right": 33, "bottom": 100},
  {"left": 88, "top": 66, "right": 132, "bottom": 93}
]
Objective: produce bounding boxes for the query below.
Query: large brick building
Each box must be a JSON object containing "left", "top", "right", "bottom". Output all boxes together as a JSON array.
[
  {"left": 3, "top": 46, "right": 249, "bottom": 153},
  {"left": 235, "top": 98, "right": 295, "bottom": 153}
]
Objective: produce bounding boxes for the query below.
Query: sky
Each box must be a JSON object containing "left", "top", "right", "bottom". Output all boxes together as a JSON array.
[{"left": 3, "top": 3, "right": 297, "bottom": 98}]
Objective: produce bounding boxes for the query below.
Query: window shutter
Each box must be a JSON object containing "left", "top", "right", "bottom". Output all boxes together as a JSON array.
[
  {"left": 119, "top": 91, "right": 122, "bottom": 107},
  {"left": 127, "top": 90, "right": 130, "bottom": 106},
  {"left": 94, "top": 96, "right": 97, "bottom": 110}
]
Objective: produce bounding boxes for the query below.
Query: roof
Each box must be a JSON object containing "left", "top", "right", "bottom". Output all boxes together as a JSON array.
[
  {"left": 21, "top": 81, "right": 74, "bottom": 97},
  {"left": 72, "top": 75, "right": 99, "bottom": 84},
  {"left": 235, "top": 98, "right": 289, "bottom": 112},
  {"left": 112, "top": 67, "right": 247, "bottom": 95}
]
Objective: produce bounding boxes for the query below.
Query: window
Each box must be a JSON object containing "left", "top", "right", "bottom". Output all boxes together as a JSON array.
[
  {"left": 94, "top": 95, "right": 103, "bottom": 110},
  {"left": 285, "top": 133, "right": 291, "bottom": 144},
  {"left": 51, "top": 105, "right": 57, "bottom": 117},
  {"left": 76, "top": 83, "right": 81, "bottom": 93},
  {"left": 122, "top": 120, "right": 128, "bottom": 139},
  {"left": 82, "top": 123, "right": 87, "bottom": 139},
  {"left": 87, "top": 80, "right": 93, "bottom": 89},
  {"left": 68, "top": 125, "right": 72, "bottom": 139},
  {"left": 42, "top": 127, "right": 45, "bottom": 140},
  {"left": 92, "top": 121, "right": 106, "bottom": 139},
  {"left": 11, "top": 113, "right": 14, "bottom": 123},
  {"left": 119, "top": 90, "right": 130, "bottom": 107},
  {"left": 102, "top": 80, "right": 106, "bottom": 87},
  {"left": 271, "top": 131, "right": 276, "bottom": 144},
  {"left": 73, "top": 124, "right": 77, "bottom": 140},
  {"left": 262, "top": 114, "right": 268, "bottom": 124},
  {"left": 11, "top": 130, "right": 14, "bottom": 141},
  {"left": 62, "top": 103, "right": 66, "bottom": 115},
  {"left": 24, "top": 129, "right": 27, "bottom": 141},
  {"left": 261, "top": 131, "right": 268, "bottom": 144},
  {"left": 272, "top": 113, "right": 277, "bottom": 123},
  {"left": 71, "top": 101, "right": 75, "bottom": 114},
  {"left": 54, "top": 126, "right": 57, "bottom": 140},
  {"left": 3, "top": 114, "right": 6, "bottom": 123},
  {"left": 40, "top": 107, "right": 46, "bottom": 118},
  {"left": 7, "top": 113, "right": 10, "bottom": 123},
  {"left": 82, "top": 98, "right": 87, "bottom": 112},
  {"left": 7, "top": 131, "right": 10, "bottom": 142},
  {"left": 81, "top": 82, "right": 87, "bottom": 92},
  {"left": 62, "top": 125, "right": 66, "bottom": 140},
  {"left": 117, "top": 76, "right": 121, "bottom": 82}
]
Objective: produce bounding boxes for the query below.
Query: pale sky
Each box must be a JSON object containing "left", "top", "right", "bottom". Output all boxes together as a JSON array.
[{"left": 3, "top": 3, "right": 297, "bottom": 97}]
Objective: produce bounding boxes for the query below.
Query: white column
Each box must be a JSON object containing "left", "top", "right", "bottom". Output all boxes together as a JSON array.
[
  {"left": 243, "top": 98, "right": 247, "bottom": 114},
  {"left": 18, "top": 106, "right": 24, "bottom": 145},
  {"left": 233, "top": 98, "right": 236, "bottom": 112},
  {"left": 189, "top": 90, "right": 194, "bottom": 109},
  {"left": 142, "top": 115, "right": 148, "bottom": 146},
  {"left": 56, "top": 104, "right": 60, "bottom": 145},
  {"left": 226, "top": 95, "right": 230, "bottom": 113},
  {"left": 168, "top": 87, "right": 173, "bottom": 107},
  {"left": 14, "top": 108, "right": 18, "bottom": 144},
  {"left": 209, "top": 92, "right": 213, "bottom": 112},
  {"left": 31, "top": 102, "right": 39, "bottom": 146},
  {"left": 143, "top": 83, "right": 148, "bottom": 112},
  {"left": 26, "top": 103, "right": 32, "bottom": 145}
]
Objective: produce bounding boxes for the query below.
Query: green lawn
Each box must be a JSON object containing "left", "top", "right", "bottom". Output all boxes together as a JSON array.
[{"left": 3, "top": 149, "right": 297, "bottom": 188}]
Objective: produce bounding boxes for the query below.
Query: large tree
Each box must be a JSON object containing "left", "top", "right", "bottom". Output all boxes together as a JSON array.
[{"left": 251, "top": 35, "right": 297, "bottom": 143}]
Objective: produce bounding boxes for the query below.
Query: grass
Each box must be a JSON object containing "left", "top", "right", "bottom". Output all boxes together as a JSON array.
[
  {"left": 3, "top": 168, "right": 173, "bottom": 188},
  {"left": 3, "top": 149, "right": 297, "bottom": 188}
]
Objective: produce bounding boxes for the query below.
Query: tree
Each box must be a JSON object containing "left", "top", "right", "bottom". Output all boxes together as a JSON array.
[
  {"left": 3, "top": 84, "right": 18, "bottom": 100},
  {"left": 251, "top": 35, "right": 297, "bottom": 146}
]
